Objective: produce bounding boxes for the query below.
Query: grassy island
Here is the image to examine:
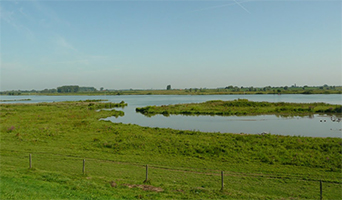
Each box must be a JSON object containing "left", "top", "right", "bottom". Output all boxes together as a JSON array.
[
  {"left": 1, "top": 101, "right": 341, "bottom": 199},
  {"left": 136, "top": 99, "right": 342, "bottom": 117},
  {"left": 0, "top": 99, "right": 31, "bottom": 102}
]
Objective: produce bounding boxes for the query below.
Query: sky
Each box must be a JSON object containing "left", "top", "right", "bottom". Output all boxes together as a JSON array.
[{"left": 0, "top": 0, "right": 341, "bottom": 91}]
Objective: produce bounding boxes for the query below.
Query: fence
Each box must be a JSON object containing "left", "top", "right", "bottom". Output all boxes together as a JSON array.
[{"left": 4, "top": 151, "right": 341, "bottom": 199}]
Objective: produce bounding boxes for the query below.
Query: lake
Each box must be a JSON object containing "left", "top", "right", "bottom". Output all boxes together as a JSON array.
[{"left": 1, "top": 94, "right": 341, "bottom": 137}]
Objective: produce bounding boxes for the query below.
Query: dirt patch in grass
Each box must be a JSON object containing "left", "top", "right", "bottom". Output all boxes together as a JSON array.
[{"left": 123, "top": 184, "right": 164, "bottom": 192}]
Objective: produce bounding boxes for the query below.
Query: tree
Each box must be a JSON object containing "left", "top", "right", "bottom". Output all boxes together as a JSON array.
[
  {"left": 57, "top": 85, "right": 80, "bottom": 93},
  {"left": 166, "top": 85, "right": 171, "bottom": 90},
  {"left": 79, "top": 87, "right": 97, "bottom": 92}
]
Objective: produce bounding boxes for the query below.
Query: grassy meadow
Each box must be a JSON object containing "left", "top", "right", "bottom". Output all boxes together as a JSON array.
[{"left": 0, "top": 101, "right": 341, "bottom": 199}]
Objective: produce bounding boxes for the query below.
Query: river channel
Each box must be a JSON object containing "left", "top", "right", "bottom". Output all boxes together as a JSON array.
[{"left": 1, "top": 94, "right": 341, "bottom": 137}]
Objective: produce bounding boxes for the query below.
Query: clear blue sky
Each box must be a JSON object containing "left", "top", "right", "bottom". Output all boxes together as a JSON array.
[{"left": 1, "top": 0, "right": 341, "bottom": 91}]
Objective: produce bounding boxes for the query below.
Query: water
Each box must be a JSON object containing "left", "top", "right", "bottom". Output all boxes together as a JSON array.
[{"left": 1, "top": 94, "right": 341, "bottom": 137}]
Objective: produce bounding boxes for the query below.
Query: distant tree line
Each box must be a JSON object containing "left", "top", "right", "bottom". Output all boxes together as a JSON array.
[
  {"left": 56, "top": 86, "right": 97, "bottom": 93},
  {"left": 79, "top": 87, "right": 97, "bottom": 92},
  {"left": 0, "top": 84, "right": 341, "bottom": 95},
  {"left": 57, "top": 85, "right": 79, "bottom": 93},
  {"left": 0, "top": 85, "right": 98, "bottom": 95},
  {"left": 41, "top": 89, "right": 57, "bottom": 93},
  {"left": 182, "top": 85, "right": 341, "bottom": 94}
]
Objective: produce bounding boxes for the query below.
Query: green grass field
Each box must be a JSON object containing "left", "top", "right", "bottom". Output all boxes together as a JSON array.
[{"left": 1, "top": 101, "right": 341, "bottom": 199}]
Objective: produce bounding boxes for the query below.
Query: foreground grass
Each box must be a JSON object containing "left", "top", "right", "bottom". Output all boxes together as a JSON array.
[
  {"left": 136, "top": 99, "right": 342, "bottom": 117},
  {"left": 1, "top": 101, "right": 341, "bottom": 199}
]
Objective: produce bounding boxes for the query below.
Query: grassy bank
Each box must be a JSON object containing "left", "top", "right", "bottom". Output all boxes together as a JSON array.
[
  {"left": 136, "top": 99, "right": 342, "bottom": 117},
  {"left": 1, "top": 101, "right": 341, "bottom": 199},
  {"left": 0, "top": 99, "right": 31, "bottom": 102}
]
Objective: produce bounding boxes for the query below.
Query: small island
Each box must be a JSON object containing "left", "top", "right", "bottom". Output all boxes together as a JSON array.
[
  {"left": 0, "top": 99, "right": 31, "bottom": 102},
  {"left": 136, "top": 99, "right": 342, "bottom": 116}
]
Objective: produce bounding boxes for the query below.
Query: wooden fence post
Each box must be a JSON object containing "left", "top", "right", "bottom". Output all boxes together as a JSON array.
[
  {"left": 29, "top": 154, "right": 32, "bottom": 169},
  {"left": 83, "top": 159, "right": 85, "bottom": 175},
  {"left": 221, "top": 171, "right": 224, "bottom": 191},
  {"left": 145, "top": 165, "right": 148, "bottom": 182},
  {"left": 320, "top": 180, "right": 323, "bottom": 200}
]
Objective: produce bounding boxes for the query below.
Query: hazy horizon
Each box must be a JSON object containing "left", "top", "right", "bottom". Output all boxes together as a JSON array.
[
  {"left": 1, "top": 83, "right": 341, "bottom": 93},
  {"left": 1, "top": 0, "right": 341, "bottom": 91}
]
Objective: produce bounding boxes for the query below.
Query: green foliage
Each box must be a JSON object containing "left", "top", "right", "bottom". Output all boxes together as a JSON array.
[
  {"left": 57, "top": 85, "right": 80, "bottom": 93},
  {"left": 86, "top": 100, "right": 127, "bottom": 110},
  {"left": 136, "top": 99, "right": 342, "bottom": 116},
  {"left": 77, "top": 99, "right": 108, "bottom": 102},
  {"left": 78, "top": 87, "right": 97, "bottom": 92},
  {"left": 0, "top": 99, "right": 31, "bottom": 102},
  {"left": 1, "top": 102, "right": 341, "bottom": 199}
]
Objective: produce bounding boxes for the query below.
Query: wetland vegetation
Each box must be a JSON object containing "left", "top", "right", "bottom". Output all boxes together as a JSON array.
[
  {"left": 0, "top": 99, "right": 31, "bottom": 102},
  {"left": 1, "top": 100, "right": 341, "bottom": 199},
  {"left": 136, "top": 99, "right": 342, "bottom": 117}
]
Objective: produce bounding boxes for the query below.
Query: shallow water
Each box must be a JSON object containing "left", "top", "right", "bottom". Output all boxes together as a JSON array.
[
  {"left": 1, "top": 94, "right": 341, "bottom": 137},
  {"left": 106, "top": 108, "right": 341, "bottom": 138}
]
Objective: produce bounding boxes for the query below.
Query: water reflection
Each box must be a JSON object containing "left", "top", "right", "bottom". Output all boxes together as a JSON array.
[
  {"left": 106, "top": 112, "right": 342, "bottom": 138},
  {"left": 329, "top": 116, "right": 341, "bottom": 122},
  {"left": 136, "top": 108, "right": 341, "bottom": 121},
  {"left": 1, "top": 94, "right": 341, "bottom": 137}
]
